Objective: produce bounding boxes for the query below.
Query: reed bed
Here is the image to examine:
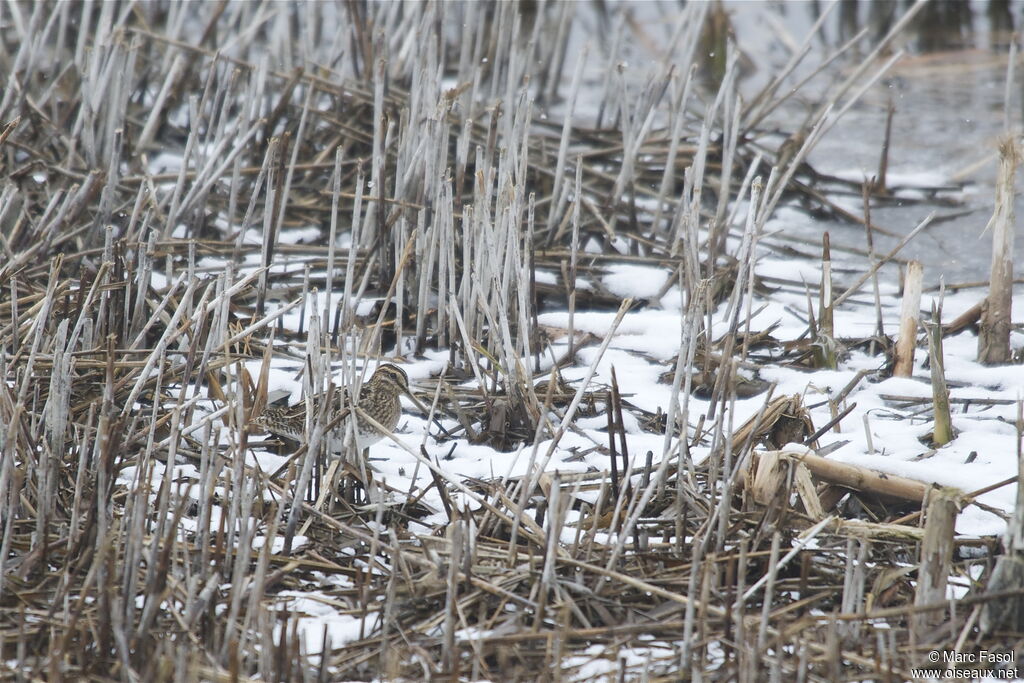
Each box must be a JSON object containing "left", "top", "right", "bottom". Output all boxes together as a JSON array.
[{"left": 0, "top": 2, "right": 1020, "bottom": 681}]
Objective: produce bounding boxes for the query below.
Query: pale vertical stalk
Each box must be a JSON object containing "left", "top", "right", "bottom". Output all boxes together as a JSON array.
[
  {"left": 816, "top": 232, "right": 836, "bottom": 369},
  {"left": 893, "top": 261, "right": 923, "bottom": 378},
  {"left": 681, "top": 537, "right": 703, "bottom": 661},
  {"left": 708, "top": 71, "right": 741, "bottom": 261},
  {"left": 415, "top": 209, "right": 435, "bottom": 350},
  {"left": 325, "top": 147, "right": 344, "bottom": 346},
  {"left": 913, "top": 488, "right": 959, "bottom": 633},
  {"left": 285, "top": 302, "right": 324, "bottom": 554},
  {"left": 255, "top": 137, "right": 280, "bottom": 316},
  {"left": 364, "top": 56, "right": 385, "bottom": 245},
  {"left": 757, "top": 532, "right": 782, "bottom": 651},
  {"left": 1003, "top": 36, "right": 1017, "bottom": 134},
  {"left": 862, "top": 181, "right": 885, "bottom": 349},
  {"left": 343, "top": 169, "right": 365, "bottom": 333},
  {"left": 567, "top": 157, "right": 581, "bottom": 360},
  {"left": 438, "top": 184, "right": 453, "bottom": 350},
  {"left": 442, "top": 520, "right": 463, "bottom": 673},
  {"left": 546, "top": 44, "right": 587, "bottom": 237},
  {"left": 927, "top": 295, "right": 953, "bottom": 446},
  {"left": 542, "top": 1, "right": 574, "bottom": 105},
  {"left": 395, "top": 216, "right": 406, "bottom": 354},
  {"left": 978, "top": 137, "right": 1017, "bottom": 364}
]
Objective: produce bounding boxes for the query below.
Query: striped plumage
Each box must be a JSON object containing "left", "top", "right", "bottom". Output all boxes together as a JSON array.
[{"left": 252, "top": 364, "right": 409, "bottom": 447}]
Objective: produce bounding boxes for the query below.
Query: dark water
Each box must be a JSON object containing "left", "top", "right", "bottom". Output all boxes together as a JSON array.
[
  {"left": 726, "top": 0, "right": 1024, "bottom": 284},
  {"left": 603, "top": 1, "right": 1023, "bottom": 284}
]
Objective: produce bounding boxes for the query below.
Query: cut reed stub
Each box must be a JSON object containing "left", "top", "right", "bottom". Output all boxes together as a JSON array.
[
  {"left": 978, "top": 136, "right": 1018, "bottom": 365},
  {"left": 912, "top": 487, "right": 960, "bottom": 634},
  {"left": 892, "top": 260, "right": 923, "bottom": 378},
  {"left": 925, "top": 311, "right": 954, "bottom": 447}
]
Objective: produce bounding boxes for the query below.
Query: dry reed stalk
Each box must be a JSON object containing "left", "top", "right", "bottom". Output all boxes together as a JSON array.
[
  {"left": 776, "top": 448, "right": 942, "bottom": 502},
  {"left": 913, "top": 487, "right": 960, "bottom": 633},
  {"left": 861, "top": 180, "right": 885, "bottom": 353},
  {"left": 926, "top": 300, "right": 954, "bottom": 447},
  {"left": 978, "top": 136, "right": 1018, "bottom": 364},
  {"left": 816, "top": 232, "right": 836, "bottom": 369},
  {"left": 874, "top": 101, "right": 895, "bottom": 194},
  {"left": 892, "top": 261, "right": 923, "bottom": 378}
]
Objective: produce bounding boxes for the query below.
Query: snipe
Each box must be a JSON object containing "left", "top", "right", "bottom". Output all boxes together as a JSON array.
[{"left": 252, "top": 364, "right": 410, "bottom": 447}]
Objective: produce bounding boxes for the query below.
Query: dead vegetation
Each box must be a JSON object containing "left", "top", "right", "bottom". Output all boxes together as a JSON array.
[{"left": 0, "top": 1, "right": 1021, "bottom": 681}]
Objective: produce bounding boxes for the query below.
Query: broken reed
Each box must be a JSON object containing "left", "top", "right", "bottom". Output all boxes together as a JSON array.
[
  {"left": 979, "top": 135, "right": 1018, "bottom": 364},
  {"left": 815, "top": 232, "right": 836, "bottom": 369},
  {"left": 1, "top": 1, "right": 1018, "bottom": 681},
  {"left": 927, "top": 298, "right": 954, "bottom": 447},
  {"left": 894, "top": 260, "right": 924, "bottom": 377}
]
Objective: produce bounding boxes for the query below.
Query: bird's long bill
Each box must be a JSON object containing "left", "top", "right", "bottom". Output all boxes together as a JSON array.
[{"left": 402, "top": 388, "right": 433, "bottom": 416}]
